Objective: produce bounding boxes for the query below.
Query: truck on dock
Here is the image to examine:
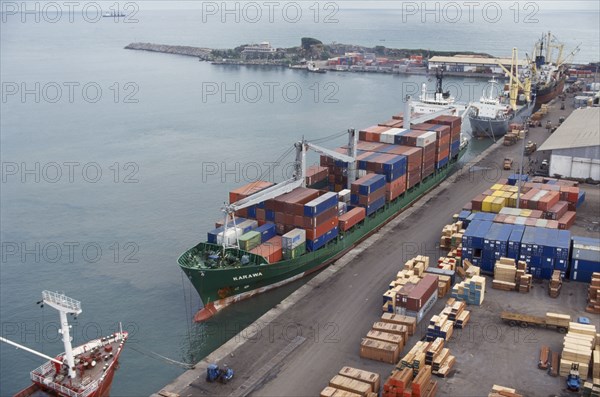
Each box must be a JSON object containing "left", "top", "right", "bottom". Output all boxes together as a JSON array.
[{"left": 500, "top": 311, "right": 570, "bottom": 333}]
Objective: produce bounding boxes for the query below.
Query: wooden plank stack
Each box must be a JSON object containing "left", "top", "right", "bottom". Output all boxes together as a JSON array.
[
  {"left": 451, "top": 275, "right": 486, "bottom": 305},
  {"left": 587, "top": 273, "right": 600, "bottom": 314},
  {"left": 581, "top": 381, "right": 600, "bottom": 397},
  {"left": 437, "top": 256, "right": 458, "bottom": 271},
  {"left": 381, "top": 313, "right": 417, "bottom": 336},
  {"left": 440, "top": 221, "right": 464, "bottom": 250},
  {"left": 560, "top": 322, "right": 597, "bottom": 377},
  {"left": 492, "top": 257, "right": 531, "bottom": 293},
  {"left": 549, "top": 270, "right": 563, "bottom": 298},
  {"left": 488, "top": 385, "right": 524, "bottom": 397},
  {"left": 360, "top": 337, "right": 401, "bottom": 365},
  {"left": 383, "top": 365, "right": 438, "bottom": 397},
  {"left": 426, "top": 314, "right": 454, "bottom": 342},
  {"left": 323, "top": 367, "right": 381, "bottom": 397}
]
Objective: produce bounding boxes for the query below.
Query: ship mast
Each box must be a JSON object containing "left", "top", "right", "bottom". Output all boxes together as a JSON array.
[{"left": 42, "top": 290, "right": 82, "bottom": 379}]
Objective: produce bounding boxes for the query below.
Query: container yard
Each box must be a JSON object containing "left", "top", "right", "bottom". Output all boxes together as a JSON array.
[{"left": 157, "top": 92, "right": 600, "bottom": 397}]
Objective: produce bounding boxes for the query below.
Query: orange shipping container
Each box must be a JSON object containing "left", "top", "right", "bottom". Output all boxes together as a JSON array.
[
  {"left": 338, "top": 207, "right": 366, "bottom": 231},
  {"left": 229, "top": 181, "right": 275, "bottom": 203},
  {"left": 305, "top": 216, "right": 338, "bottom": 240},
  {"left": 250, "top": 236, "right": 282, "bottom": 263},
  {"left": 386, "top": 175, "right": 407, "bottom": 201}
]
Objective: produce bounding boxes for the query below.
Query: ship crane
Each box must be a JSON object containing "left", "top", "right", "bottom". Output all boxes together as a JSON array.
[
  {"left": 220, "top": 129, "right": 358, "bottom": 250},
  {"left": 496, "top": 48, "right": 532, "bottom": 110},
  {"left": 557, "top": 45, "right": 581, "bottom": 69}
]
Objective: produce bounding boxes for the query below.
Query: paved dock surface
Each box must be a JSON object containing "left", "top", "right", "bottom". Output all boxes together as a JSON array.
[{"left": 155, "top": 95, "right": 599, "bottom": 397}]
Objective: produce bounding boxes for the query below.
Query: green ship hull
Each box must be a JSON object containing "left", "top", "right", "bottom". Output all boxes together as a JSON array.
[{"left": 179, "top": 145, "right": 467, "bottom": 321}]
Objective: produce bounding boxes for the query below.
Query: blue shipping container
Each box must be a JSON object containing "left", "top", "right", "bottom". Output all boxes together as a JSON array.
[
  {"left": 357, "top": 174, "right": 386, "bottom": 195},
  {"left": 366, "top": 196, "right": 386, "bottom": 216},
  {"left": 307, "top": 226, "right": 339, "bottom": 251},
  {"left": 304, "top": 192, "right": 338, "bottom": 217},
  {"left": 255, "top": 223, "right": 276, "bottom": 243}
]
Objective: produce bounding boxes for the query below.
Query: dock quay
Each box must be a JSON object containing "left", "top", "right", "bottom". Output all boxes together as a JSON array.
[
  {"left": 124, "top": 43, "right": 212, "bottom": 59},
  {"left": 155, "top": 94, "right": 599, "bottom": 397}
]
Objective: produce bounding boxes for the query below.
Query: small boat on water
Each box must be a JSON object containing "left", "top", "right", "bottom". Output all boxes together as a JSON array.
[
  {"left": 102, "top": 11, "right": 126, "bottom": 17},
  {"left": 1, "top": 291, "right": 127, "bottom": 397}
]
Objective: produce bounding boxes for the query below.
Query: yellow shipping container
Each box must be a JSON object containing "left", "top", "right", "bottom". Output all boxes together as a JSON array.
[
  {"left": 482, "top": 196, "right": 495, "bottom": 212},
  {"left": 508, "top": 193, "right": 519, "bottom": 208},
  {"left": 491, "top": 184, "right": 503, "bottom": 190},
  {"left": 492, "top": 190, "right": 504, "bottom": 197},
  {"left": 521, "top": 209, "right": 532, "bottom": 217},
  {"left": 491, "top": 197, "right": 506, "bottom": 213}
]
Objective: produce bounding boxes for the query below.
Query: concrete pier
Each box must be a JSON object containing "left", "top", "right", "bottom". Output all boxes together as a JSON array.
[
  {"left": 124, "top": 43, "right": 212, "bottom": 59},
  {"left": 154, "top": 95, "right": 599, "bottom": 397}
]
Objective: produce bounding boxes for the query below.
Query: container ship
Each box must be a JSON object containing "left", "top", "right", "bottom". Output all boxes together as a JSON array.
[
  {"left": 531, "top": 32, "right": 579, "bottom": 107},
  {"left": 179, "top": 103, "right": 469, "bottom": 322},
  {"left": 1, "top": 291, "right": 128, "bottom": 397},
  {"left": 468, "top": 49, "right": 535, "bottom": 138}
]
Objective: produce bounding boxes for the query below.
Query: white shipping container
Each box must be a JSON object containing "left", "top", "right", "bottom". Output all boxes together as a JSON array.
[
  {"left": 380, "top": 128, "right": 405, "bottom": 144},
  {"left": 217, "top": 227, "right": 243, "bottom": 245},
  {"left": 338, "top": 189, "right": 351, "bottom": 202},
  {"left": 416, "top": 131, "right": 436, "bottom": 147},
  {"left": 282, "top": 229, "right": 306, "bottom": 250}
]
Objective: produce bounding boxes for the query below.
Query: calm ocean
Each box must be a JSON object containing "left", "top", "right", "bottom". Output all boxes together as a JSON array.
[{"left": 1, "top": 3, "right": 598, "bottom": 395}]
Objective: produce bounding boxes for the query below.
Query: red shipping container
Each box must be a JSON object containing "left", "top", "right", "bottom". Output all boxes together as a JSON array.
[
  {"left": 250, "top": 236, "right": 283, "bottom": 263},
  {"left": 546, "top": 220, "right": 559, "bottom": 229},
  {"left": 359, "top": 125, "right": 390, "bottom": 142},
  {"left": 558, "top": 211, "right": 576, "bottom": 230},
  {"left": 256, "top": 208, "right": 266, "bottom": 221},
  {"left": 386, "top": 175, "right": 407, "bottom": 201},
  {"left": 546, "top": 201, "right": 568, "bottom": 220},
  {"left": 275, "top": 211, "right": 285, "bottom": 224},
  {"left": 338, "top": 207, "right": 366, "bottom": 231},
  {"left": 379, "top": 119, "right": 404, "bottom": 128},
  {"left": 305, "top": 216, "right": 338, "bottom": 240},
  {"left": 463, "top": 202, "right": 473, "bottom": 211},
  {"left": 229, "top": 180, "right": 275, "bottom": 203},
  {"left": 529, "top": 210, "right": 543, "bottom": 219},
  {"left": 392, "top": 113, "right": 404, "bottom": 120},
  {"left": 471, "top": 194, "right": 486, "bottom": 211},
  {"left": 355, "top": 186, "right": 386, "bottom": 206},
  {"left": 537, "top": 190, "right": 560, "bottom": 211},
  {"left": 304, "top": 206, "right": 338, "bottom": 229},
  {"left": 396, "top": 274, "right": 438, "bottom": 311}
]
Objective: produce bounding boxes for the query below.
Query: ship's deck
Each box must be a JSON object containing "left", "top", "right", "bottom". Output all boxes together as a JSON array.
[{"left": 25, "top": 332, "right": 127, "bottom": 397}]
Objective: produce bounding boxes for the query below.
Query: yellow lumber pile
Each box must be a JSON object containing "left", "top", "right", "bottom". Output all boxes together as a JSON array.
[
  {"left": 463, "top": 259, "right": 481, "bottom": 278},
  {"left": 338, "top": 367, "right": 381, "bottom": 393},
  {"left": 360, "top": 338, "right": 401, "bottom": 365},
  {"left": 437, "top": 256, "right": 458, "bottom": 271},
  {"left": 560, "top": 322, "right": 597, "bottom": 377},
  {"left": 549, "top": 270, "right": 563, "bottom": 298},
  {"left": 488, "top": 385, "right": 524, "bottom": 397},
  {"left": 587, "top": 273, "right": 600, "bottom": 314}
]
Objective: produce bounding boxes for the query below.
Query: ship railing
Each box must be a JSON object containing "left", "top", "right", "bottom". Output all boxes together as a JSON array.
[{"left": 30, "top": 362, "right": 99, "bottom": 397}]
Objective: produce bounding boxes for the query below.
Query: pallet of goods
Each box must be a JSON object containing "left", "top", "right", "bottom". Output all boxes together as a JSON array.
[
  {"left": 360, "top": 337, "right": 401, "bottom": 365},
  {"left": 383, "top": 365, "right": 438, "bottom": 397},
  {"left": 587, "top": 273, "right": 600, "bottom": 314},
  {"left": 549, "top": 270, "right": 563, "bottom": 298},
  {"left": 451, "top": 276, "right": 486, "bottom": 305},
  {"left": 325, "top": 367, "right": 381, "bottom": 397},
  {"left": 560, "top": 322, "right": 597, "bottom": 377},
  {"left": 440, "top": 220, "right": 464, "bottom": 250},
  {"left": 488, "top": 385, "right": 524, "bottom": 397},
  {"left": 492, "top": 257, "right": 532, "bottom": 293},
  {"left": 381, "top": 313, "right": 417, "bottom": 336}
]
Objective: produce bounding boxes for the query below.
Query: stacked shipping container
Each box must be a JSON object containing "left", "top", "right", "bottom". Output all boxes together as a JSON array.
[{"left": 570, "top": 236, "right": 600, "bottom": 283}]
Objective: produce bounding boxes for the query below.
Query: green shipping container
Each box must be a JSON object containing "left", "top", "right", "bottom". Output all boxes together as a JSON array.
[
  {"left": 239, "top": 231, "right": 261, "bottom": 251},
  {"left": 283, "top": 242, "right": 306, "bottom": 260}
]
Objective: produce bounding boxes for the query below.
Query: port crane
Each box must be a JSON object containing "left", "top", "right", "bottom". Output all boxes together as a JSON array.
[{"left": 219, "top": 129, "right": 358, "bottom": 250}]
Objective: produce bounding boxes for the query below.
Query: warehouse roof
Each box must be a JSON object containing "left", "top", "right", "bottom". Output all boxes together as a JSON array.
[
  {"left": 538, "top": 107, "right": 600, "bottom": 151},
  {"left": 428, "top": 56, "right": 528, "bottom": 66}
]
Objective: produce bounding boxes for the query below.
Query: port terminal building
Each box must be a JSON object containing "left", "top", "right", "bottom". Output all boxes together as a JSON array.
[
  {"left": 428, "top": 55, "right": 528, "bottom": 75},
  {"left": 538, "top": 107, "right": 600, "bottom": 181}
]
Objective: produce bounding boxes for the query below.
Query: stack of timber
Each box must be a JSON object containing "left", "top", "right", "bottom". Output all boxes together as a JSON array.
[
  {"left": 549, "top": 270, "right": 563, "bottom": 298},
  {"left": 539, "top": 345, "right": 550, "bottom": 370},
  {"left": 587, "top": 273, "right": 600, "bottom": 314},
  {"left": 440, "top": 220, "right": 464, "bottom": 250},
  {"left": 560, "top": 322, "right": 597, "bottom": 377},
  {"left": 383, "top": 365, "right": 438, "bottom": 397},
  {"left": 360, "top": 337, "right": 402, "bottom": 365},
  {"left": 360, "top": 319, "right": 408, "bottom": 364},
  {"left": 444, "top": 299, "right": 470, "bottom": 329},
  {"left": 581, "top": 381, "right": 600, "bottom": 397},
  {"left": 492, "top": 257, "right": 532, "bottom": 293},
  {"left": 451, "top": 275, "right": 486, "bottom": 305},
  {"left": 381, "top": 313, "right": 417, "bottom": 336},
  {"left": 488, "top": 385, "right": 524, "bottom": 397},
  {"left": 593, "top": 348, "right": 600, "bottom": 385},
  {"left": 436, "top": 256, "right": 459, "bottom": 271},
  {"left": 398, "top": 338, "right": 456, "bottom": 379},
  {"left": 324, "top": 367, "right": 381, "bottom": 397}
]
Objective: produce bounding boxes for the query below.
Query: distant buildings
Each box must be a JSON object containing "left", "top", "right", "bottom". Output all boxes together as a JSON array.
[
  {"left": 428, "top": 55, "right": 528, "bottom": 75},
  {"left": 242, "top": 42, "right": 277, "bottom": 58}
]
